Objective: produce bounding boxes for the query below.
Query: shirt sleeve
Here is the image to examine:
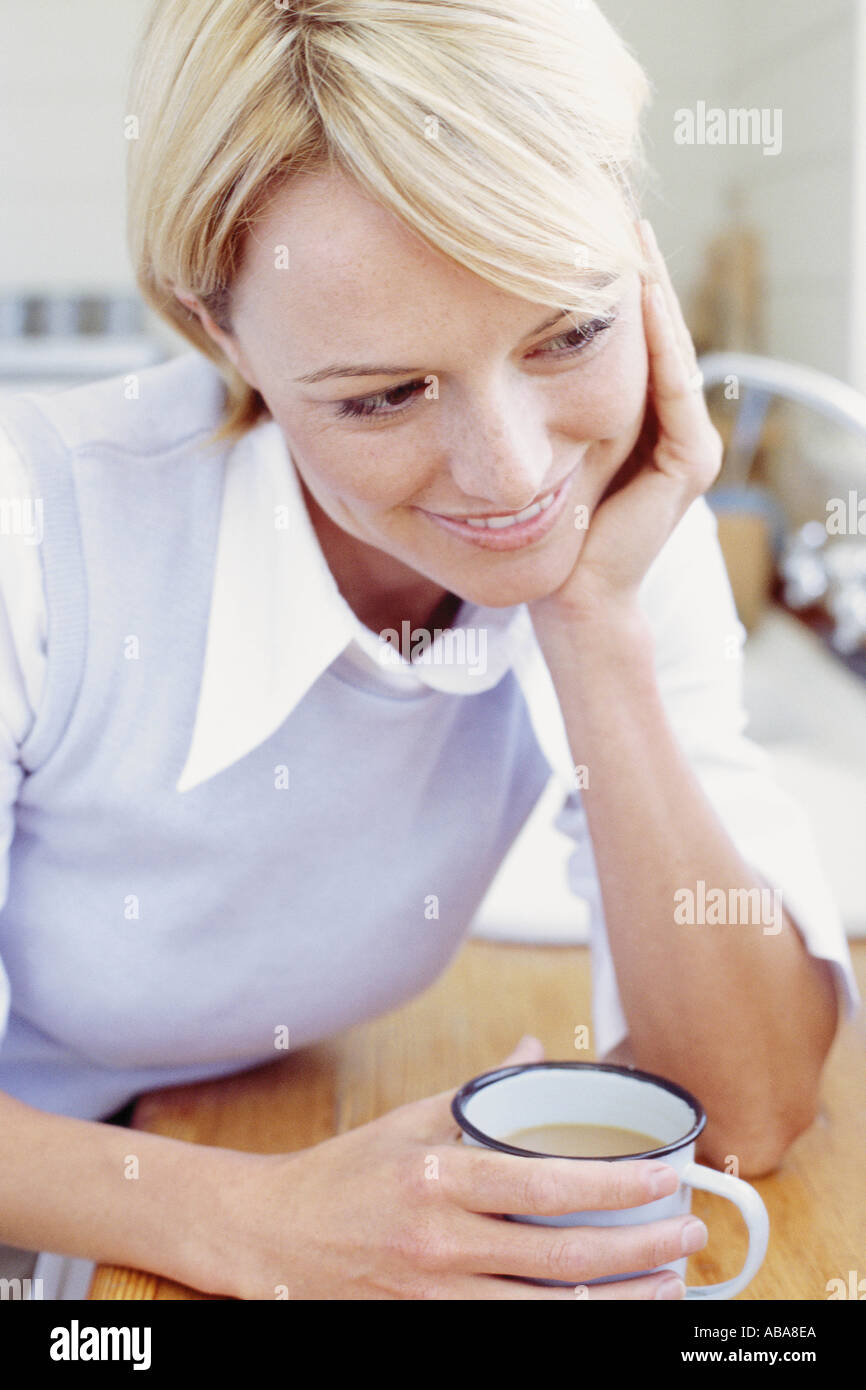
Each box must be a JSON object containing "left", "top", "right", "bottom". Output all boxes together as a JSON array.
[
  {"left": 0, "top": 419, "right": 48, "bottom": 1045},
  {"left": 555, "top": 494, "right": 861, "bottom": 1060}
]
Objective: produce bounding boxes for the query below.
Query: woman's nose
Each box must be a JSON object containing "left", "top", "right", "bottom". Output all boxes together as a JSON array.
[{"left": 444, "top": 390, "right": 554, "bottom": 510}]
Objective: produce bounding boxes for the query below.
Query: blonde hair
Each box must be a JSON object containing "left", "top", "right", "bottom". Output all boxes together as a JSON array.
[{"left": 127, "top": 0, "right": 652, "bottom": 444}]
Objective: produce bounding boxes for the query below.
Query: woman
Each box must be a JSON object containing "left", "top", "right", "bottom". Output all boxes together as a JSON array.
[{"left": 0, "top": 0, "right": 856, "bottom": 1300}]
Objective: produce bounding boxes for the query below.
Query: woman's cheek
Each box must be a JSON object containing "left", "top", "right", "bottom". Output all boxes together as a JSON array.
[
  {"left": 272, "top": 405, "right": 412, "bottom": 505},
  {"left": 282, "top": 421, "right": 436, "bottom": 518},
  {"left": 324, "top": 444, "right": 430, "bottom": 508},
  {"left": 555, "top": 345, "right": 649, "bottom": 503},
  {"left": 570, "top": 325, "right": 649, "bottom": 444}
]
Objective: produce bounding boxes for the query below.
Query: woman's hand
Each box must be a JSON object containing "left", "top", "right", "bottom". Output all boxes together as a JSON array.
[
  {"left": 530, "top": 220, "right": 723, "bottom": 638},
  {"left": 216, "top": 1035, "right": 706, "bottom": 1300}
]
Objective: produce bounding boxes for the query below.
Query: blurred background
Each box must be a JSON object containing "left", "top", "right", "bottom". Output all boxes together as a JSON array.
[{"left": 1, "top": 0, "right": 864, "bottom": 945}]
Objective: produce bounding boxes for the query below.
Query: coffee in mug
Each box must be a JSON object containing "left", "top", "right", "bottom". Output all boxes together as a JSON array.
[
  {"left": 451, "top": 1061, "right": 770, "bottom": 1299},
  {"left": 501, "top": 1122, "right": 662, "bottom": 1158}
]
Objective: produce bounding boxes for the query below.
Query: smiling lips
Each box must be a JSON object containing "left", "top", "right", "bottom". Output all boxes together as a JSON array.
[
  {"left": 459, "top": 489, "right": 558, "bottom": 529},
  {"left": 419, "top": 472, "right": 575, "bottom": 551}
]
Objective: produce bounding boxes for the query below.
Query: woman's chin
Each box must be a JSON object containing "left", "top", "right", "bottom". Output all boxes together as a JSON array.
[{"left": 449, "top": 535, "right": 587, "bottom": 611}]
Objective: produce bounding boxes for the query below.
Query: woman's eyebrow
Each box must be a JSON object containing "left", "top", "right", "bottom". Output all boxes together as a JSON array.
[{"left": 293, "top": 308, "right": 579, "bottom": 385}]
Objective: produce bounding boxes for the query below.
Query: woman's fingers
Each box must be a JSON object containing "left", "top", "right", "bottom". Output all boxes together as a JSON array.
[
  {"left": 638, "top": 219, "right": 700, "bottom": 376},
  {"left": 440, "top": 1148, "right": 680, "bottom": 1214},
  {"left": 445, "top": 1269, "right": 687, "bottom": 1299},
  {"left": 410, "top": 1144, "right": 701, "bottom": 1287},
  {"left": 643, "top": 277, "right": 699, "bottom": 409},
  {"left": 641, "top": 266, "right": 723, "bottom": 489},
  {"left": 436, "top": 1207, "right": 706, "bottom": 1284},
  {"left": 447, "top": 1273, "right": 683, "bottom": 1301}
]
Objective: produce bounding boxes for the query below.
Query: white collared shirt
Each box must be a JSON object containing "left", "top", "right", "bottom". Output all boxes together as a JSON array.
[{"left": 0, "top": 412, "right": 859, "bottom": 1060}]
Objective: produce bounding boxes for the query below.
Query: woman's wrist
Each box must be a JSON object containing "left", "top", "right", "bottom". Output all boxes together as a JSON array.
[
  {"left": 173, "top": 1145, "right": 279, "bottom": 1299},
  {"left": 530, "top": 594, "right": 656, "bottom": 685},
  {"left": 87, "top": 1124, "right": 263, "bottom": 1298},
  {"left": 0, "top": 1091, "right": 263, "bottom": 1297}
]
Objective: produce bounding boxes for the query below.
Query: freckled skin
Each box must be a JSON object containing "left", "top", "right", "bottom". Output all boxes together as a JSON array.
[{"left": 197, "top": 166, "right": 649, "bottom": 633}]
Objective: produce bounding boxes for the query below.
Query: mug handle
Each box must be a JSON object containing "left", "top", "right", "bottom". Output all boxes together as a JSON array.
[{"left": 680, "top": 1161, "right": 769, "bottom": 1300}]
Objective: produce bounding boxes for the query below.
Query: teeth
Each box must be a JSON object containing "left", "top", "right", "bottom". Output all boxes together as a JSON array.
[{"left": 455, "top": 489, "right": 556, "bottom": 530}]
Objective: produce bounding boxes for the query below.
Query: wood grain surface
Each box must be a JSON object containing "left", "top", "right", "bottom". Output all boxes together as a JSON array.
[{"left": 88, "top": 939, "right": 865, "bottom": 1301}]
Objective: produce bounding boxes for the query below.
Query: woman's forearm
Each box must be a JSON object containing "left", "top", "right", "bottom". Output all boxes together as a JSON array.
[
  {"left": 0, "top": 1087, "right": 246, "bottom": 1293},
  {"left": 537, "top": 604, "right": 839, "bottom": 1176}
]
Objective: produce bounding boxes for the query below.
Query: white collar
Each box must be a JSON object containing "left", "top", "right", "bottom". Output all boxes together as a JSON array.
[{"left": 176, "top": 419, "right": 577, "bottom": 794}]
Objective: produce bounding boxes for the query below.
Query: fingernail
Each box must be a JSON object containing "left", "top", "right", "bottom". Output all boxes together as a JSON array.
[
  {"left": 681, "top": 1218, "right": 708, "bottom": 1255},
  {"left": 650, "top": 282, "right": 666, "bottom": 314},
  {"left": 642, "top": 219, "right": 658, "bottom": 251},
  {"left": 654, "top": 1275, "right": 686, "bottom": 1300},
  {"left": 648, "top": 1165, "right": 680, "bottom": 1199}
]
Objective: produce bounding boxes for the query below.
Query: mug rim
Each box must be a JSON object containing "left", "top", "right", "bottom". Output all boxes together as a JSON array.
[{"left": 450, "top": 1060, "right": 708, "bottom": 1161}]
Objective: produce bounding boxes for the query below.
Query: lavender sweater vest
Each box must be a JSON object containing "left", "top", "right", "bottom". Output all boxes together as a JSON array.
[{"left": 0, "top": 355, "right": 550, "bottom": 1119}]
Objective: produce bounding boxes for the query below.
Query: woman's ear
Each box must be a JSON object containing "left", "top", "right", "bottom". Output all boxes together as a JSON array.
[
  {"left": 169, "top": 283, "right": 258, "bottom": 387},
  {"left": 171, "top": 285, "right": 226, "bottom": 347},
  {"left": 172, "top": 286, "right": 200, "bottom": 319}
]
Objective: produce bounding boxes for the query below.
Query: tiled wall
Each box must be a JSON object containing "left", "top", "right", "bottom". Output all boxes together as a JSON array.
[
  {"left": 604, "top": 0, "right": 737, "bottom": 298},
  {"left": 1, "top": 0, "right": 863, "bottom": 387},
  {"left": 723, "top": 0, "right": 858, "bottom": 384},
  {"left": 0, "top": 0, "right": 151, "bottom": 293},
  {"left": 605, "top": 0, "right": 862, "bottom": 387}
]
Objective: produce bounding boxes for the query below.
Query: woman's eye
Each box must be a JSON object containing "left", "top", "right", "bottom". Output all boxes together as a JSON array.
[
  {"left": 334, "top": 313, "right": 616, "bottom": 421},
  {"left": 530, "top": 313, "right": 616, "bottom": 359},
  {"left": 336, "top": 378, "right": 426, "bottom": 420}
]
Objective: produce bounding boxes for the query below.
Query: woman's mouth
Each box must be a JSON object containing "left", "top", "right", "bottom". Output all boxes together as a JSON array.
[{"left": 418, "top": 470, "right": 575, "bottom": 551}]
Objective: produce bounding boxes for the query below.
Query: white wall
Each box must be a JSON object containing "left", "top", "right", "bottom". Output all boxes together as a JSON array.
[
  {"left": 722, "top": 0, "right": 857, "bottom": 382},
  {"left": 851, "top": 0, "right": 866, "bottom": 394},
  {"left": 0, "top": 0, "right": 862, "bottom": 385},
  {"left": 0, "top": 0, "right": 152, "bottom": 293},
  {"left": 604, "top": 0, "right": 860, "bottom": 384},
  {"left": 603, "top": 0, "right": 734, "bottom": 294}
]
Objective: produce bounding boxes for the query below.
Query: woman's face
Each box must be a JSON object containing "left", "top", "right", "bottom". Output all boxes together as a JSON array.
[{"left": 210, "top": 166, "right": 649, "bottom": 611}]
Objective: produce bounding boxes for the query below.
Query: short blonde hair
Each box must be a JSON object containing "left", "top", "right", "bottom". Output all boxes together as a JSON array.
[{"left": 127, "top": 0, "right": 652, "bottom": 444}]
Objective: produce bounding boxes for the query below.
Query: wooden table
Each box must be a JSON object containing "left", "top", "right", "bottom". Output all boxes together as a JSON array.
[{"left": 88, "top": 940, "right": 866, "bottom": 1300}]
